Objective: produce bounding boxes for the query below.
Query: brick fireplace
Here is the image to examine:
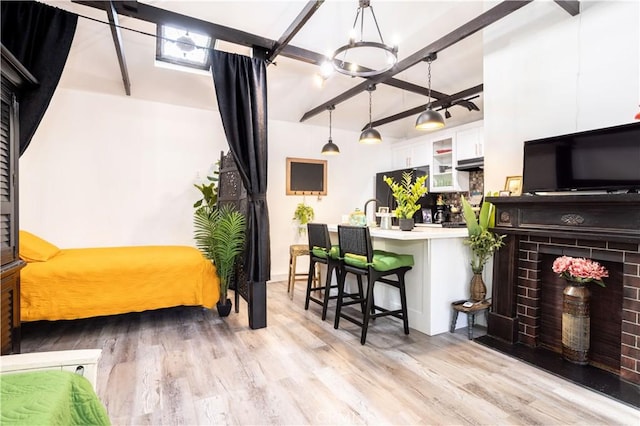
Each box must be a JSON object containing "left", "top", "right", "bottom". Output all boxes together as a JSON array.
[{"left": 484, "top": 194, "right": 640, "bottom": 386}]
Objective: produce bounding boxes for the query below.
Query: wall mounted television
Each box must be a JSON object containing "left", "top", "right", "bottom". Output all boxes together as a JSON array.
[{"left": 521, "top": 122, "right": 640, "bottom": 194}]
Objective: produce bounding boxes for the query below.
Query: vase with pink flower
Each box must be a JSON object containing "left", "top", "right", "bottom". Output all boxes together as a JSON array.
[{"left": 552, "top": 256, "right": 608, "bottom": 364}]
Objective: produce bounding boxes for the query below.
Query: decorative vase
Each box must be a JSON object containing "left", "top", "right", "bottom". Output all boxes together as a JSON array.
[
  {"left": 399, "top": 218, "right": 414, "bottom": 231},
  {"left": 470, "top": 273, "right": 486, "bottom": 302},
  {"left": 562, "top": 280, "right": 590, "bottom": 364},
  {"left": 216, "top": 298, "right": 232, "bottom": 317}
]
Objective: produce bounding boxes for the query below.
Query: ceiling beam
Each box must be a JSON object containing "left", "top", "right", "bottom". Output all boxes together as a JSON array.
[
  {"left": 104, "top": 1, "right": 131, "bottom": 96},
  {"left": 554, "top": 1, "right": 580, "bottom": 16},
  {"left": 365, "top": 84, "right": 483, "bottom": 129},
  {"left": 300, "top": 0, "right": 533, "bottom": 122},
  {"left": 266, "top": 1, "right": 324, "bottom": 64},
  {"left": 73, "top": 1, "right": 445, "bottom": 101}
]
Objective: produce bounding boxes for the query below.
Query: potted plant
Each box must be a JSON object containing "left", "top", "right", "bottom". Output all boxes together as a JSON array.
[
  {"left": 461, "top": 195, "right": 505, "bottom": 301},
  {"left": 383, "top": 171, "right": 428, "bottom": 231},
  {"left": 193, "top": 162, "right": 220, "bottom": 213},
  {"left": 292, "top": 202, "right": 314, "bottom": 234},
  {"left": 194, "top": 204, "right": 246, "bottom": 317}
]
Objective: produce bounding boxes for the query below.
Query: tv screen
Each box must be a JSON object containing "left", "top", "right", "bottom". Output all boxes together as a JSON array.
[{"left": 522, "top": 122, "right": 640, "bottom": 193}]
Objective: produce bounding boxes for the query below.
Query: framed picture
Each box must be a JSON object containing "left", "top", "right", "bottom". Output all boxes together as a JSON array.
[{"left": 504, "top": 176, "right": 523, "bottom": 196}]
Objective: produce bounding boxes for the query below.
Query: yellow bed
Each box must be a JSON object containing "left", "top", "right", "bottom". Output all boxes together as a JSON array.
[{"left": 19, "top": 231, "right": 219, "bottom": 322}]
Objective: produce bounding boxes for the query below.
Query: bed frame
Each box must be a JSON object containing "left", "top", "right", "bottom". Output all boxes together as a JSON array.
[{"left": 0, "top": 349, "right": 102, "bottom": 391}]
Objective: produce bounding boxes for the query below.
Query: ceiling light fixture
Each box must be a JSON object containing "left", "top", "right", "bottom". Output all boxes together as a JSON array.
[
  {"left": 321, "top": 105, "right": 340, "bottom": 155},
  {"left": 415, "top": 53, "right": 445, "bottom": 131},
  {"left": 332, "top": 0, "right": 398, "bottom": 78},
  {"left": 359, "top": 85, "right": 382, "bottom": 144}
]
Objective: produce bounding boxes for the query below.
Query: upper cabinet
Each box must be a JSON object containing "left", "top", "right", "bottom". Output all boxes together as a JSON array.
[
  {"left": 391, "top": 139, "right": 430, "bottom": 169},
  {"left": 430, "top": 137, "right": 469, "bottom": 192},
  {"left": 455, "top": 125, "right": 484, "bottom": 161}
]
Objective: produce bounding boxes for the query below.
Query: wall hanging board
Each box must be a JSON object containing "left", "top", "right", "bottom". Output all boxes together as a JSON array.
[{"left": 286, "top": 157, "right": 327, "bottom": 196}]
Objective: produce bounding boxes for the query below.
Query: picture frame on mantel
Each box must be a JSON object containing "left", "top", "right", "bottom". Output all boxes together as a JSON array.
[{"left": 504, "top": 176, "right": 523, "bottom": 196}]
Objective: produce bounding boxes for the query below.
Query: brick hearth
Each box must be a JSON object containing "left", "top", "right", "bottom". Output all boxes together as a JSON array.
[{"left": 485, "top": 193, "right": 640, "bottom": 386}]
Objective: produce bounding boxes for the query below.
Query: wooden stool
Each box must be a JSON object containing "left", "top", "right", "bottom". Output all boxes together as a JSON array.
[
  {"left": 288, "top": 244, "right": 319, "bottom": 300},
  {"left": 450, "top": 299, "right": 491, "bottom": 340}
]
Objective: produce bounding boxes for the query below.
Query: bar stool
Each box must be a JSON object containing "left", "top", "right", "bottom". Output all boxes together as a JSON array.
[
  {"left": 287, "top": 244, "right": 319, "bottom": 300},
  {"left": 334, "top": 225, "right": 414, "bottom": 345},
  {"left": 305, "top": 223, "right": 341, "bottom": 320}
]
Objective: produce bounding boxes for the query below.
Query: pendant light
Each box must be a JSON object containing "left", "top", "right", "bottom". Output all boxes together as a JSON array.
[
  {"left": 415, "top": 53, "right": 445, "bottom": 131},
  {"left": 359, "top": 85, "right": 382, "bottom": 144},
  {"left": 321, "top": 105, "right": 340, "bottom": 155},
  {"left": 332, "top": 0, "right": 398, "bottom": 78}
]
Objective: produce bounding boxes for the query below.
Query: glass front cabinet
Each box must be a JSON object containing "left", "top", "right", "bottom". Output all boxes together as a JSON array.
[{"left": 430, "top": 137, "right": 469, "bottom": 192}]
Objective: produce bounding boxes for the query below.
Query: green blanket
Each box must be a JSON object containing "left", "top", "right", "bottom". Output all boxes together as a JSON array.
[{"left": 1, "top": 370, "right": 110, "bottom": 425}]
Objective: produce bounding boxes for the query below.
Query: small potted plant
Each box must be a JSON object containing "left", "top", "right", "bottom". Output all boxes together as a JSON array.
[
  {"left": 194, "top": 204, "right": 246, "bottom": 317},
  {"left": 383, "top": 171, "right": 428, "bottom": 231},
  {"left": 461, "top": 195, "right": 505, "bottom": 301},
  {"left": 293, "top": 202, "right": 314, "bottom": 234}
]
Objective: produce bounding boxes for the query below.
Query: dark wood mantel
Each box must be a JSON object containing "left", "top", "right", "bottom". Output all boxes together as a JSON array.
[{"left": 485, "top": 193, "right": 640, "bottom": 385}]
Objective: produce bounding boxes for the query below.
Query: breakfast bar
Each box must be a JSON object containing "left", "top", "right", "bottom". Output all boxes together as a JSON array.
[{"left": 328, "top": 224, "right": 478, "bottom": 336}]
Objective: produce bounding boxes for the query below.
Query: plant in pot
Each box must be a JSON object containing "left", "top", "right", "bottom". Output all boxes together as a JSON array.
[
  {"left": 292, "top": 202, "right": 314, "bottom": 235},
  {"left": 383, "top": 171, "right": 428, "bottom": 231},
  {"left": 193, "top": 162, "right": 220, "bottom": 213},
  {"left": 461, "top": 195, "right": 505, "bottom": 301},
  {"left": 194, "top": 204, "right": 246, "bottom": 317}
]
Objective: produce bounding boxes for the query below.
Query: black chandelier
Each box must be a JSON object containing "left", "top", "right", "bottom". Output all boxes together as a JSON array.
[{"left": 332, "top": 0, "right": 398, "bottom": 78}]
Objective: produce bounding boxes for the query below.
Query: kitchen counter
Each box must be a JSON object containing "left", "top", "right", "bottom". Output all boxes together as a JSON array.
[{"left": 328, "top": 223, "right": 484, "bottom": 336}]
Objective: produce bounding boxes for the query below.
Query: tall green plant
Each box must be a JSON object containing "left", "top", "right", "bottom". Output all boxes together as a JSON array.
[
  {"left": 461, "top": 196, "right": 505, "bottom": 273},
  {"left": 383, "top": 171, "right": 429, "bottom": 219},
  {"left": 194, "top": 204, "right": 246, "bottom": 303}
]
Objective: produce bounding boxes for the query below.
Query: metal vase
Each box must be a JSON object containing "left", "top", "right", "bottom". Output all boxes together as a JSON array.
[{"left": 562, "top": 281, "right": 590, "bottom": 365}]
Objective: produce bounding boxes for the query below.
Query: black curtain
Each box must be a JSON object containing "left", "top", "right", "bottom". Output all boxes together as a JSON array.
[
  {"left": 1, "top": 1, "right": 77, "bottom": 156},
  {"left": 211, "top": 50, "right": 270, "bottom": 329}
]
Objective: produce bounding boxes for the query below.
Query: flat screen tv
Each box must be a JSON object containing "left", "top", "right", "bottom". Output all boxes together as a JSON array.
[{"left": 521, "top": 122, "right": 640, "bottom": 194}]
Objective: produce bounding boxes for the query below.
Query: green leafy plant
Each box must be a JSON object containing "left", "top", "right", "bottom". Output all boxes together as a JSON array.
[
  {"left": 461, "top": 196, "right": 505, "bottom": 273},
  {"left": 194, "top": 204, "right": 246, "bottom": 304},
  {"left": 193, "top": 162, "right": 220, "bottom": 212},
  {"left": 293, "top": 202, "right": 314, "bottom": 233},
  {"left": 383, "top": 171, "right": 428, "bottom": 219}
]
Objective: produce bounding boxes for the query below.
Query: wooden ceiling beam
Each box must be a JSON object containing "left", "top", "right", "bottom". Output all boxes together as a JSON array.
[
  {"left": 554, "top": 1, "right": 580, "bottom": 16},
  {"left": 300, "top": 0, "right": 533, "bottom": 122},
  {"left": 366, "top": 84, "right": 483, "bottom": 129},
  {"left": 104, "top": 1, "right": 131, "bottom": 96},
  {"left": 267, "top": 1, "right": 324, "bottom": 64}
]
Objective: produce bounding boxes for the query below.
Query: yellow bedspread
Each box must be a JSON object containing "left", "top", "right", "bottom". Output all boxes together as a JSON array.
[{"left": 20, "top": 246, "right": 219, "bottom": 322}]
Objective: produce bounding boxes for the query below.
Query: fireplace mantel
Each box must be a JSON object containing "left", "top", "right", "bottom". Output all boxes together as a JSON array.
[{"left": 485, "top": 193, "right": 640, "bottom": 385}]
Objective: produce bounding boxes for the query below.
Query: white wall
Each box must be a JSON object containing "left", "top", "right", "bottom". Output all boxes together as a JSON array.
[
  {"left": 482, "top": 0, "right": 639, "bottom": 192},
  {"left": 19, "top": 87, "right": 393, "bottom": 280}
]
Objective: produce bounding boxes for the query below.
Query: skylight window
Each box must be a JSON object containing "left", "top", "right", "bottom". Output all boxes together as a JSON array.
[{"left": 156, "top": 24, "right": 213, "bottom": 71}]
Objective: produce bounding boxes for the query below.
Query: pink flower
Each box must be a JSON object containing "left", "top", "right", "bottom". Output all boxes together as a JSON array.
[{"left": 552, "top": 256, "right": 608, "bottom": 287}]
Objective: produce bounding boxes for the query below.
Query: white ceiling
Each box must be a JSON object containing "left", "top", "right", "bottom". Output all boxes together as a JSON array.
[{"left": 48, "top": 0, "right": 491, "bottom": 140}]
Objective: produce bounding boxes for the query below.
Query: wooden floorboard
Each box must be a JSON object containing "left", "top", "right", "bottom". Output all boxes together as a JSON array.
[{"left": 20, "top": 281, "right": 639, "bottom": 425}]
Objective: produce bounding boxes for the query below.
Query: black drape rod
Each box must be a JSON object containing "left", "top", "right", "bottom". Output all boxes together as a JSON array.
[{"left": 69, "top": 10, "right": 218, "bottom": 52}]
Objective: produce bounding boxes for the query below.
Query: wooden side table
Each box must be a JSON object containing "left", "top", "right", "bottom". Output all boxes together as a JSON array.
[{"left": 450, "top": 299, "right": 491, "bottom": 340}]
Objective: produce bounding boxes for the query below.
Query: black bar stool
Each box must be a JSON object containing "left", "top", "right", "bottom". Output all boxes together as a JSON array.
[
  {"left": 334, "top": 225, "right": 413, "bottom": 345},
  {"left": 305, "top": 223, "right": 341, "bottom": 320}
]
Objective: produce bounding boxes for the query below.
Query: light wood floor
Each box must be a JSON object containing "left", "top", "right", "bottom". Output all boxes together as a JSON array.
[{"left": 21, "top": 281, "right": 639, "bottom": 425}]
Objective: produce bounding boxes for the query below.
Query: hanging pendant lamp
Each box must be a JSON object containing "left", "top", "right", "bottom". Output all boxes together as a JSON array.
[
  {"left": 415, "top": 53, "right": 445, "bottom": 131},
  {"left": 332, "top": 0, "right": 398, "bottom": 78},
  {"left": 359, "top": 85, "right": 382, "bottom": 144},
  {"left": 321, "top": 105, "right": 340, "bottom": 155}
]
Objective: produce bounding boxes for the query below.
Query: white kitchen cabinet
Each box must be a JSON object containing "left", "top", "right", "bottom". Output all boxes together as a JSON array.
[
  {"left": 455, "top": 126, "right": 484, "bottom": 161},
  {"left": 430, "top": 137, "right": 469, "bottom": 192},
  {"left": 391, "top": 140, "right": 430, "bottom": 169}
]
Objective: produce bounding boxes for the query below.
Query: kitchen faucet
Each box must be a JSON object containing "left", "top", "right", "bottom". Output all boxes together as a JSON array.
[{"left": 363, "top": 198, "right": 381, "bottom": 226}]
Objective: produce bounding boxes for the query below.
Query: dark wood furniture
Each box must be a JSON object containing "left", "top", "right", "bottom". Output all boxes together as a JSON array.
[
  {"left": 485, "top": 193, "right": 640, "bottom": 385},
  {"left": 1, "top": 45, "right": 36, "bottom": 354}
]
